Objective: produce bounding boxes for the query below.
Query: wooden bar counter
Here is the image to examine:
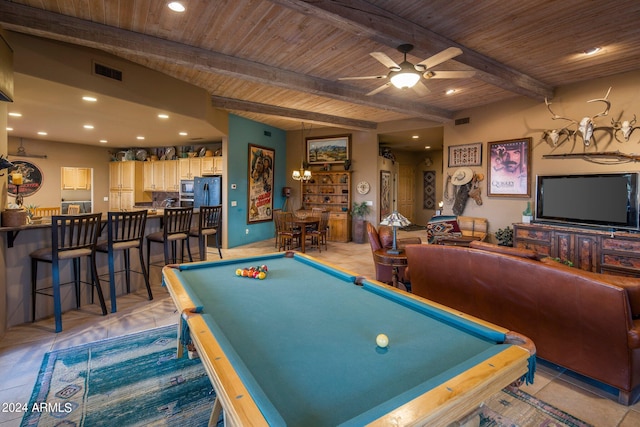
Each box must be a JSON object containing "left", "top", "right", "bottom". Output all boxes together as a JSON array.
[{"left": 0, "top": 211, "right": 168, "bottom": 336}]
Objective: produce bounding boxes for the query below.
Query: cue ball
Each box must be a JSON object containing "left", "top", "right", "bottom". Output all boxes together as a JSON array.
[{"left": 376, "top": 334, "right": 389, "bottom": 348}]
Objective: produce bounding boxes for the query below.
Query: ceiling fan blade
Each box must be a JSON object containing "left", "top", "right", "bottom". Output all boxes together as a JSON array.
[
  {"left": 423, "top": 70, "right": 476, "bottom": 79},
  {"left": 413, "top": 81, "right": 431, "bottom": 96},
  {"left": 416, "top": 47, "right": 463, "bottom": 69},
  {"left": 338, "top": 75, "right": 388, "bottom": 81},
  {"left": 366, "top": 82, "right": 391, "bottom": 96},
  {"left": 370, "top": 52, "right": 400, "bottom": 70}
]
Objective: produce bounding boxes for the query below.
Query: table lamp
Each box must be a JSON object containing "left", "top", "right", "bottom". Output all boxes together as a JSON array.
[{"left": 380, "top": 211, "right": 411, "bottom": 254}]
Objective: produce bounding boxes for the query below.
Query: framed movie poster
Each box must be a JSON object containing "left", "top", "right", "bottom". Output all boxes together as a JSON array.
[
  {"left": 487, "top": 138, "right": 532, "bottom": 197},
  {"left": 247, "top": 144, "right": 274, "bottom": 223},
  {"left": 380, "top": 170, "right": 391, "bottom": 221}
]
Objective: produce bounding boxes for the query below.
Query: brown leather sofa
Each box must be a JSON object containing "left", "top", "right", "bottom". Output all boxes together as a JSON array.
[
  {"left": 366, "top": 222, "right": 421, "bottom": 287},
  {"left": 405, "top": 242, "right": 640, "bottom": 405}
]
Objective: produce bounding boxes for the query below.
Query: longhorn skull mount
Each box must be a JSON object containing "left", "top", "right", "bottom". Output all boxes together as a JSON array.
[
  {"left": 0, "top": 154, "right": 14, "bottom": 177},
  {"left": 544, "top": 87, "right": 614, "bottom": 147}
]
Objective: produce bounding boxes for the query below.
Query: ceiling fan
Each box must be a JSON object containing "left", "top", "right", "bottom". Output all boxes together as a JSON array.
[{"left": 338, "top": 44, "right": 475, "bottom": 96}]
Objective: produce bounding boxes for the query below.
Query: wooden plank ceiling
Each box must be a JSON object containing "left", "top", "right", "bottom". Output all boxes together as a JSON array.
[{"left": 1, "top": 0, "right": 639, "bottom": 134}]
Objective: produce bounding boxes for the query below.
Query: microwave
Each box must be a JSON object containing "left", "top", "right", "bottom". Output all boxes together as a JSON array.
[{"left": 180, "top": 179, "right": 194, "bottom": 195}]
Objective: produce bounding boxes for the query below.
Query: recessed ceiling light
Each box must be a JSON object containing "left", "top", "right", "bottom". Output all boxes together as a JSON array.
[
  {"left": 158, "top": 113, "right": 170, "bottom": 119},
  {"left": 8, "top": 112, "right": 22, "bottom": 117},
  {"left": 136, "top": 136, "right": 145, "bottom": 140},
  {"left": 6, "top": 127, "right": 13, "bottom": 131},
  {"left": 84, "top": 124, "right": 94, "bottom": 129},
  {"left": 446, "top": 89, "right": 457, "bottom": 95},
  {"left": 425, "top": 145, "right": 431, "bottom": 149},
  {"left": 37, "top": 131, "right": 47, "bottom": 136},
  {"left": 583, "top": 47, "right": 601, "bottom": 55},
  {"left": 179, "top": 131, "right": 188, "bottom": 136},
  {"left": 168, "top": 2, "right": 185, "bottom": 12},
  {"left": 412, "top": 135, "right": 419, "bottom": 139},
  {"left": 99, "top": 139, "right": 108, "bottom": 144},
  {"left": 82, "top": 96, "right": 97, "bottom": 102}
]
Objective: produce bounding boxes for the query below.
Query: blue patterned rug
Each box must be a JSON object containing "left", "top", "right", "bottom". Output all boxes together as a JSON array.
[
  {"left": 21, "top": 326, "right": 219, "bottom": 427},
  {"left": 21, "top": 326, "right": 591, "bottom": 426}
]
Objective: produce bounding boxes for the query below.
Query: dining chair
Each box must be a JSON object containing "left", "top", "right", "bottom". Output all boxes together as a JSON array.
[
  {"left": 309, "top": 210, "right": 330, "bottom": 252},
  {"left": 189, "top": 205, "right": 223, "bottom": 261},
  {"left": 96, "top": 210, "right": 152, "bottom": 313},
  {"left": 275, "top": 211, "right": 301, "bottom": 251},
  {"left": 146, "top": 207, "right": 194, "bottom": 273},
  {"left": 67, "top": 204, "right": 81, "bottom": 214},
  {"left": 34, "top": 206, "right": 61, "bottom": 217},
  {"left": 30, "top": 213, "right": 107, "bottom": 332}
]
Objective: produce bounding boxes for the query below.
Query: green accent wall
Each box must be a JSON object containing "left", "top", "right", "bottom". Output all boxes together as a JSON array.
[{"left": 227, "top": 114, "right": 286, "bottom": 247}]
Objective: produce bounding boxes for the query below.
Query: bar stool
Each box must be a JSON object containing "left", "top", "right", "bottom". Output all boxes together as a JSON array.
[
  {"left": 30, "top": 213, "right": 107, "bottom": 332},
  {"left": 96, "top": 210, "right": 152, "bottom": 313},
  {"left": 189, "top": 205, "right": 223, "bottom": 261},
  {"left": 146, "top": 207, "right": 193, "bottom": 273}
]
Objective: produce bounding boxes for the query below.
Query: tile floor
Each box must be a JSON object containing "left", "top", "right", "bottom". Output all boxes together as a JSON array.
[{"left": 1, "top": 231, "right": 640, "bottom": 426}]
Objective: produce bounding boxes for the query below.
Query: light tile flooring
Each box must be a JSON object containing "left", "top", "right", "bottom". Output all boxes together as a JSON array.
[{"left": 1, "top": 231, "right": 640, "bottom": 426}]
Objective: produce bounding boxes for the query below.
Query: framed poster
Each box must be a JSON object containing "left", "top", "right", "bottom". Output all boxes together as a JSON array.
[
  {"left": 487, "top": 138, "right": 532, "bottom": 197},
  {"left": 380, "top": 170, "right": 391, "bottom": 221},
  {"left": 7, "top": 160, "right": 44, "bottom": 198},
  {"left": 306, "top": 134, "right": 350, "bottom": 164},
  {"left": 448, "top": 142, "right": 482, "bottom": 167},
  {"left": 247, "top": 144, "right": 274, "bottom": 223}
]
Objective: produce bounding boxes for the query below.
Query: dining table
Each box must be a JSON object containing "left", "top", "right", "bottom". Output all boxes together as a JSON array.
[{"left": 291, "top": 215, "right": 320, "bottom": 253}]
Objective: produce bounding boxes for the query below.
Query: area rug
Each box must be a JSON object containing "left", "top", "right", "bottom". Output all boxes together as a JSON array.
[
  {"left": 21, "top": 326, "right": 591, "bottom": 427},
  {"left": 21, "top": 325, "right": 219, "bottom": 427},
  {"left": 479, "top": 387, "right": 593, "bottom": 427}
]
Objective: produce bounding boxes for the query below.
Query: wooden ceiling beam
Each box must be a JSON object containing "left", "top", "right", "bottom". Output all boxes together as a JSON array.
[
  {"left": 0, "top": 1, "right": 453, "bottom": 122},
  {"left": 211, "top": 96, "right": 377, "bottom": 130},
  {"left": 272, "top": 0, "right": 554, "bottom": 100}
]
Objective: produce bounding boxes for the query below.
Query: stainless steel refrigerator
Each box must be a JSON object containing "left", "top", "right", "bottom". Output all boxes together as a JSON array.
[{"left": 193, "top": 176, "right": 221, "bottom": 208}]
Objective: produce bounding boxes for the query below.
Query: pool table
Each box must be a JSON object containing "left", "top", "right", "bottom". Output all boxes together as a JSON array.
[{"left": 162, "top": 251, "right": 535, "bottom": 427}]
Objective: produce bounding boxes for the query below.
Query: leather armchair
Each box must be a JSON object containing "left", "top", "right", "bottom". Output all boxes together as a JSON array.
[{"left": 366, "top": 221, "right": 421, "bottom": 284}]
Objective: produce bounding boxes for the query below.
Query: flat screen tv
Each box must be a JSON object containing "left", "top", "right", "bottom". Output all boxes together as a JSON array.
[{"left": 535, "top": 172, "right": 639, "bottom": 231}]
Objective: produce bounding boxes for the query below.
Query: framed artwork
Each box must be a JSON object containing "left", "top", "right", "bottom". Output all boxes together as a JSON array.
[
  {"left": 423, "top": 171, "right": 436, "bottom": 209},
  {"left": 306, "top": 134, "right": 351, "bottom": 164},
  {"left": 448, "top": 142, "right": 482, "bottom": 167},
  {"left": 380, "top": 170, "right": 391, "bottom": 221},
  {"left": 247, "top": 144, "right": 274, "bottom": 223},
  {"left": 487, "top": 138, "right": 532, "bottom": 197}
]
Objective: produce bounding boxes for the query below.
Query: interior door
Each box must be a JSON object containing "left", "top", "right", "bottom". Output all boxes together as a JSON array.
[{"left": 398, "top": 163, "right": 415, "bottom": 222}]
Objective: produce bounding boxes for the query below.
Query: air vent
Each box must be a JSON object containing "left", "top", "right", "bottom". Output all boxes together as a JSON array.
[
  {"left": 264, "top": 131, "right": 272, "bottom": 137},
  {"left": 93, "top": 62, "right": 123, "bottom": 81},
  {"left": 455, "top": 117, "right": 470, "bottom": 126}
]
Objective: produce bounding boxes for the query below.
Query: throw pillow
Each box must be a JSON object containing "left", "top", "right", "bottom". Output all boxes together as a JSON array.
[{"left": 426, "top": 215, "right": 462, "bottom": 244}]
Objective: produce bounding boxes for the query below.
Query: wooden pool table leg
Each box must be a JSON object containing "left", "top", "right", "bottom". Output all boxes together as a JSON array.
[{"left": 208, "top": 397, "right": 223, "bottom": 427}]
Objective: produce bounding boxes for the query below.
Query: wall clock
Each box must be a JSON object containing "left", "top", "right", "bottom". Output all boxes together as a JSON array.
[{"left": 357, "top": 181, "right": 370, "bottom": 195}]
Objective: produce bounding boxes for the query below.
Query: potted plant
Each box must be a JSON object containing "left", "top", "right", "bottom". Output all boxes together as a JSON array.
[{"left": 352, "top": 201, "right": 371, "bottom": 244}]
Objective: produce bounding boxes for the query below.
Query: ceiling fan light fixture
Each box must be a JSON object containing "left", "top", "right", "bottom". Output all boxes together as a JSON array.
[{"left": 389, "top": 63, "right": 421, "bottom": 89}]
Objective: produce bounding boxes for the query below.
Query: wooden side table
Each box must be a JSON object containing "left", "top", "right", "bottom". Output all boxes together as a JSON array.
[{"left": 373, "top": 248, "right": 408, "bottom": 291}]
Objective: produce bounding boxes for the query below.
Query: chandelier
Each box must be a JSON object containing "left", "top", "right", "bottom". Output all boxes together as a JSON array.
[{"left": 292, "top": 122, "right": 312, "bottom": 181}]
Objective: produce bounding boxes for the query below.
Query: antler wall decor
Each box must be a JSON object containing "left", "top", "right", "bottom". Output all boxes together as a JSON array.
[
  {"left": 544, "top": 87, "right": 612, "bottom": 147},
  {"left": 611, "top": 115, "right": 640, "bottom": 143}
]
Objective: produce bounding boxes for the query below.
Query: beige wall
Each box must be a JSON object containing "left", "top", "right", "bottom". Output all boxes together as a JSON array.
[
  {"left": 443, "top": 70, "right": 640, "bottom": 240},
  {"left": 7, "top": 136, "right": 112, "bottom": 212}
]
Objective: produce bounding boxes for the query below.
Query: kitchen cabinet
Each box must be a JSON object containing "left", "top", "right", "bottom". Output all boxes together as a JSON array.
[
  {"left": 201, "top": 157, "right": 223, "bottom": 175},
  {"left": 61, "top": 167, "right": 91, "bottom": 190},
  {"left": 144, "top": 160, "right": 179, "bottom": 192},
  {"left": 143, "top": 161, "right": 164, "bottom": 191},
  {"left": 108, "top": 161, "right": 146, "bottom": 210},
  {"left": 179, "top": 158, "right": 201, "bottom": 179}
]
